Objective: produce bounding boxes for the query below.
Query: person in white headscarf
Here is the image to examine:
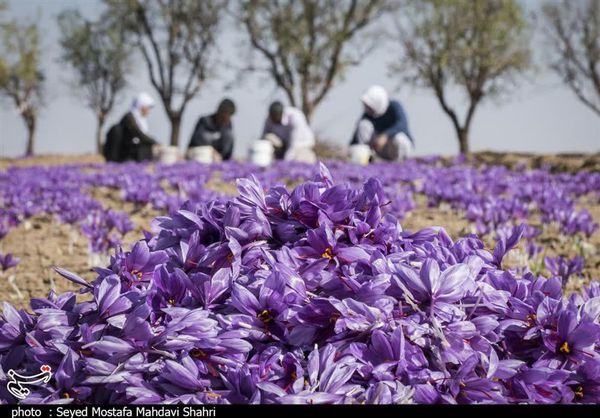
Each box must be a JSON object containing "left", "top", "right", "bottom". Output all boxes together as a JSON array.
[
  {"left": 130, "top": 92, "right": 154, "bottom": 134},
  {"left": 349, "top": 85, "right": 414, "bottom": 162},
  {"left": 104, "top": 92, "right": 158, "bottom": 162}
]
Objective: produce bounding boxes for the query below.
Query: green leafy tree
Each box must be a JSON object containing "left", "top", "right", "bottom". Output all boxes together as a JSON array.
[
  {"left": 542, "top": 0, "right": 600, "bottom": 118},
  {"left": 104, "top": 0, "right": 227, "bottom": 147},
  {"left": 238, "top": 0, "right": 391, "bottom": 121},
  {"left": 0, "top": 19, "right": 44, "bottom": 156},
  {"left": 393, "top": 0, "right": 531, "bottom": 153},
  {"left": 58, "top": 10, "right": 131, "bottom": 153}
]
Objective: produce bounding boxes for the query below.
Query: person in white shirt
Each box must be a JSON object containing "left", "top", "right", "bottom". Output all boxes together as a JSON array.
[{"left": 262, "top": 101, "right": 317, "bottom": 163}]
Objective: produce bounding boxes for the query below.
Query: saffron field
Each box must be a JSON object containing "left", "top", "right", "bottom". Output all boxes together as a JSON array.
[{"left": 1, "top": 154, "right": 600, "bottom": 403}]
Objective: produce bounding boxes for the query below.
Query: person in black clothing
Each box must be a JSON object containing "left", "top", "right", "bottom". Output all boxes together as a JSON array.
[
  {"left": 188, "top": 99, "right": 236, "bottom": 161},
  {"left": 104, "top": 92, "right": 158, "bottom": 162}
]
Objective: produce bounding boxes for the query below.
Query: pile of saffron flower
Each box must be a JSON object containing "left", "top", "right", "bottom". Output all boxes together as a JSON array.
[{"left": 1, "top": 164, "right": 599, "bottom": 404}]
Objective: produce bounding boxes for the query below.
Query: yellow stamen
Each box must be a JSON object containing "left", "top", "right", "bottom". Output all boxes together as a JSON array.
[
  {"left": 574, "top": 385, "right": 584, "bottom": 399},
  {"left": 190, "top": 348, "right": 207, "bottom": 358},
  {"left": 559, "top": 341, "right": 571, "bottom": 354},
  {"left": 321, "top": 247, "right": 333, "bottom": 260},
  {"left": 257, "top": 309, "right": 273, "bottom": 324}
]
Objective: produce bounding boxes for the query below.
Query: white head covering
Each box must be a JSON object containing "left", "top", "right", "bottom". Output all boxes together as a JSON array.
[
  {"left": 361, "top": 85, "right": 389, "bottom": 117},
  {"left": 130, "top": 92, "right": 155, "bottom": 133}
]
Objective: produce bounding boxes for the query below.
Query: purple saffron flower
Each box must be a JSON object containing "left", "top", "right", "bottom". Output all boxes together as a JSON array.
[
  {"left": 541, "top": 309, "right": 600, "bottom": 364},
  {"left": 119, "top": 241, "right": 168, "bottom": 287},
  {"left": 566, "top": 359, "right": 600, "bottom": 403},
  {"left": 0, "top": 253, "right": 19, "bottom": 272},
  {"left": 391, "top": 260, "right": 472, "bottom": 321},
  {"left": 544, "top": 255, "right": 584, "bottom": 288}
]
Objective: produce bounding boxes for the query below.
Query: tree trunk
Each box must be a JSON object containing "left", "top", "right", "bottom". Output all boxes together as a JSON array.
[
  {"left": 24, "top": 116, "right": 36, "bottom": 156},
  {"left": 457, "top": 127, "right": 470, "bottom": 154},
  {"left": 434, "top": 90, "right": 472, "bottom": 156},
  {"left": 302, "top": 101, "right": 314, "bottom": 123},
  {"left": 96, "top": 112, "right": 107, "bottom": 154},
  {"left": 169, "top": 114, "right": 182, "bottom": 147}
]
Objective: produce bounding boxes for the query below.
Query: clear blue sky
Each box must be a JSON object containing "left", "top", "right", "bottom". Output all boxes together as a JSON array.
[{"left": 0, "top": 0, "right": 599, "bottom": 158}]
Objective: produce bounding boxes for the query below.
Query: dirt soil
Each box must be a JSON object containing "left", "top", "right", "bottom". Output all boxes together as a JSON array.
[{"left": 1, "top": 152, "right": 600, "bottom": 310}]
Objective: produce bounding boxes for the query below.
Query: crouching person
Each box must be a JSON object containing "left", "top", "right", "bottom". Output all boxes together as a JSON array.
[
  {"left": 188, "top": 98, "right": 236, "bottom": 162},
  {"left": 104, "top": 92, "right": 158, "bottom": 162},
  {"left": 350, "top": 85, "right": 414, "bottom": 162},
  {"left": 262, "top": 101, "right": 317, "bottom": 163}
]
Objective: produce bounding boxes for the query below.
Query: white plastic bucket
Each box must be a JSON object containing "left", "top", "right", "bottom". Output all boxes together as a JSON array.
[
  {"left": 157, "top": 146, "right": 180, "bottom": 165},
  {"left": 249, "top": 140, "right": 274, "bottom": 167},
  {"left": 187, "top": 146, "right": 215, "bottom": 164},
  {"left": 349, "top": 144, "right": 371, "bottom": 165}
]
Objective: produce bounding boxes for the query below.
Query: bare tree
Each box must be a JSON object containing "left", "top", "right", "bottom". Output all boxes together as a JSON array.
[
  {"left": 393, "top": 0, "right": 531, "bottom": 153},
  {"left": 238, "top": 0, "right": 391, "bottom": 121},
  {"left": 58, "top": 10, "right": 131, "bottom": 153},
  {"left": 104, "top": 0, "right": 227, "bottom": 147},
  {"left": 543, "top": 0, "right": 600, "bottom": 118},
  {"left": 0, "top": 20, "right": 44, "bottom": 156}
]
